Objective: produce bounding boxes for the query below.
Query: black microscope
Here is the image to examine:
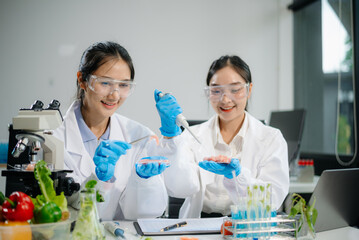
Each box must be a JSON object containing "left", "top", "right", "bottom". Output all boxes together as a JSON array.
[{"left": 1, "top": 100, "right": 80, "bottom": 197}]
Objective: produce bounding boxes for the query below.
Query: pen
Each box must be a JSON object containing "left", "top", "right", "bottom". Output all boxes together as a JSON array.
[{"left": 160, "top": 221, "right": 187, "bottom": 232}]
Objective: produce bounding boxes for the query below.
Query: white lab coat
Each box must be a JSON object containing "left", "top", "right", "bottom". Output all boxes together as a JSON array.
[
  {"left": 53, "top": 100, "right": 168, "bottom": 220},
  {"left": 162, "top": 112, "right": 289, "bottom": 218}
]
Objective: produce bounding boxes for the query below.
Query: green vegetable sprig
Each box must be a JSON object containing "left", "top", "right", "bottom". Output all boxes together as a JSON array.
[
  {"left": 289, "top": 193, "right": 318, "bottom": 238},
  {"left": 85, "top": 180, "right": 104, "bottom": 202}
]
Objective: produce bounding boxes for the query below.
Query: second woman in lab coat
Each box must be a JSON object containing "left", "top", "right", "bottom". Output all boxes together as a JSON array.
[
  {"left": 54, "top": 41, "right": 170, "bottom": 220},
  {"left": 157, "top": 55, "right": 289, "bottom": 218}
]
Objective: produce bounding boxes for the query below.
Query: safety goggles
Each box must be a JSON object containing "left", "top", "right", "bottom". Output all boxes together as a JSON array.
[
  {"left": 204, "top": 82, "right": 249, "bottom": 101},
  {"left": 88, "top": 75, "right": 136, "bottom": 97}
]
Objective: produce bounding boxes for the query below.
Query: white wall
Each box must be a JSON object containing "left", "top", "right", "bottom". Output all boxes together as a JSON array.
[{"left": 0, "top": 0, "right": 293, "bottom": 140}]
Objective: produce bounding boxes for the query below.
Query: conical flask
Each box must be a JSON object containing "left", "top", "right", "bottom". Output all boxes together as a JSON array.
[{"left": 72, "top": 189, "right": 105, "bottom": 239}]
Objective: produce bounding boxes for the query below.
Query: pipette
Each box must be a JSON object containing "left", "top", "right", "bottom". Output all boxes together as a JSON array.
[
  {"left": 159, "top": 92, "right": 202, "bottom": 144},
  {"left": 232, "top": 170, "right": 240, "bottom": 205}
]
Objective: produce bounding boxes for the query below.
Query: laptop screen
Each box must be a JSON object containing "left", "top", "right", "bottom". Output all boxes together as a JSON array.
[{"left": 309, "top": 168, "right": 359, "bottom": 232}]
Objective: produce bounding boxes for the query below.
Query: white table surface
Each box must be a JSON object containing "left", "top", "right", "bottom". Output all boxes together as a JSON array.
[
  {"left": 316, "top": 226, "right": 359, "bottom": 240},
  {"left": 289, "top": 175, "right": 320, "bottom": 193},
  {"left": 104, "top": 221, "right": 359, "bottom": 240}
]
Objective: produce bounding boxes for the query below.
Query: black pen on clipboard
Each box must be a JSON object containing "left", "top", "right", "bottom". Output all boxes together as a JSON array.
[{"left": 160, "top": 221, "right": 187, "bottom": 232}]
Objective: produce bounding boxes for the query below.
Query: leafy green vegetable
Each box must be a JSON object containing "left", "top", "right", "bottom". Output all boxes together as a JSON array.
[
  {"left": 33, "top": 160, "right": 68, "bottom": 213},
  {"left": 85, "top": 180, "right": 104, "bottom": 203},
  {"left": 85, "top": 180, "right": 98, "bottom": 189},
  {"left": 96, "top": 192, "right": 104, "bottom": 202},
  {"left": 31, "top": 160, "right": 70, "bottom": 224},
  {"left": 34, "top": 160, "right": 56, "bottom": 202}
]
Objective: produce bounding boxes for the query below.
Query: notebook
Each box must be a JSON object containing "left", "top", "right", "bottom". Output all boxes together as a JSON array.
[
  {"left": 134, "top": 217, "right": 224, "bottom": 236},
  {"left": 309, "top": 168, "right": 359, "bottom": 232}
]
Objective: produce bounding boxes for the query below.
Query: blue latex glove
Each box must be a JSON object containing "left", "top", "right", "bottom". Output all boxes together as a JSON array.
[
  {"left": 154, "top": 89, "right": 183, "bottom": 137},
  {"left": 198, "top": 158, "right": 241, "bottom": 179},
  {"left": 93, "top": 140, "right": 131, "bottom": 181},
  {"left": 135, "top": 156, "right": 170, "bottom": 179}
]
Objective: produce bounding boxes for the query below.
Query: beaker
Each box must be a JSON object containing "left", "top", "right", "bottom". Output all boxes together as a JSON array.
[{"left": 72, "top": 189, "right": 105, "bottom": 240}]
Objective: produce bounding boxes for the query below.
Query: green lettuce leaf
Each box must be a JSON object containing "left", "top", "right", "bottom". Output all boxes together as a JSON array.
[{"left": 34, "top": 160, "right": 68, "bottom": 212}]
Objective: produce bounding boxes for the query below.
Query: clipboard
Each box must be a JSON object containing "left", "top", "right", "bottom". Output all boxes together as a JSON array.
[{"left": 134, "top": 217, "right": 224, "bottom": 236}]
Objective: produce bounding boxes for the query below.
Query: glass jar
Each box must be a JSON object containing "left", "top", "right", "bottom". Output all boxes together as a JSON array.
[
  {"left": 297, "top": 213, "right": 316, "bottom": 240},
  {"left": 72, "top": 189, "right": 105, "bottom": 240}
]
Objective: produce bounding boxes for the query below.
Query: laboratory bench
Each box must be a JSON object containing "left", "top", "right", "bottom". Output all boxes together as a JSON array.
[
  {"left": 68, "top": 176, "right": 324, "bottom": 239},
  {"left": 67, "top": 207, "right": 359, "bottom": 240},
  {"left": 103, "top": 220, "right": 359, "bottom": 240}
]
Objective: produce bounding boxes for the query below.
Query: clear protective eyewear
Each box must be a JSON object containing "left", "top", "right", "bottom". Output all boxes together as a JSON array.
[
  {"left": 204, "top": 82, "right": 249, "bottom": 101},
  {"left": 88, "top": 75, "right": 136, "bottom": 97}
]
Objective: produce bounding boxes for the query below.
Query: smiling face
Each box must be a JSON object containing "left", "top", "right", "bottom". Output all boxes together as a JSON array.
[
  {"left": 79, "top": 58, "right": 132, "bottom": 122},
  {"left": 209, "top": 66, "right": 252, "bottom": 125}
]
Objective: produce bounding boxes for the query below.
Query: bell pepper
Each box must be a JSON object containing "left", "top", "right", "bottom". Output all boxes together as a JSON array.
[
  {"left": 33, "top": 201, "right": 62, "bottom": 223},
  {"left": 2, "top": 191, "right": 34, "bottom": 221}
]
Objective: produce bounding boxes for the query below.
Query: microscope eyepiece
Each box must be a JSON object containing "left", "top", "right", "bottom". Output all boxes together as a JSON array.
[
  {"left": 57, "top": 176, "right": 80, "bottom": 196},
  {"left": 30, "top": 100, "right": 44, "bottom": 111},
  {"left": 47, "top": 99, "right": 61, "bottom": 110}
]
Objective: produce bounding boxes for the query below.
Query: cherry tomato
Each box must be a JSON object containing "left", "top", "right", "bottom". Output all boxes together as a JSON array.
[{"left": 220, "top": 220, "right": 233, "bottom": 236}]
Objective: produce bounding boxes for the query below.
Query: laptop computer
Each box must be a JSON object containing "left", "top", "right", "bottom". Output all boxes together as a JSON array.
[{"left": 309, "top": 168, "right": 359, "bottom": 232}]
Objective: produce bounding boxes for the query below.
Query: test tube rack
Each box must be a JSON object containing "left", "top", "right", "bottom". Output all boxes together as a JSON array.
[{"left": 222, "top": 215, "right": 297, "bottom": 240}]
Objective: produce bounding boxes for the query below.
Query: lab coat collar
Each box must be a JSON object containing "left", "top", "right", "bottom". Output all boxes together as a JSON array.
[
  {"left": 62, "top": 100, "right": 128, "bottom": 178},
  {"left": 245, "top": 112, "right": 267, "bottom": 141},
  {"left": 240, "top": 112, "right": 268, "bottom": 165},
  {"left": 64, "top": 100, "right": 126, "bottom": 151},
  {"left": 74, "top": 105, "right": 97, "bottom": 143},
  {"left": 63, "top": 100, "right": 94, "bottom": 176},
  {"left": 108, "top": 114, "right": 126, "bottom": 141},
  {"left": 213, "top": 112, "right": 248, "bottom": 147},
  {"left": 64, "top": 100, "right": 83, "bottom": 155}
]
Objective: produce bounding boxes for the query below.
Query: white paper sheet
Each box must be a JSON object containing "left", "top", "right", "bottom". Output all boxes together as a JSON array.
[{"left": 137, "top": 217, "right": 225, "bottom": 234}]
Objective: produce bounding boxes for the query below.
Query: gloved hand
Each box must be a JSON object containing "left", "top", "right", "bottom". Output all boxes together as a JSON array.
[
  {"left": 135, "top": 156, "right": 170, "bottom": 179},
  {"left": 93, "top": 140, "right": 131, "bottom": 181},
  {"left": 154, "top": 89, "right": 183, "bottom": 137},
  {"left": 199, "top": 158, "right": 241, "bottom": 179}
]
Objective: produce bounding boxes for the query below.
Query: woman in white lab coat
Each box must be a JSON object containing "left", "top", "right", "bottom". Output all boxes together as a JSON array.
[
  {"left": 54, "top": 41, "right": 169, "bottom": 220},
  {"left": 158, "top": 55, "right": 289, "bottom": 218}
]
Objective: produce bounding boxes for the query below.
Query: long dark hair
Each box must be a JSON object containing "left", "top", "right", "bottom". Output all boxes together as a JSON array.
[
  {"left": 206, "top": 55, "right": 252, "bottom": 110},
  {"left": 206, "top": 55, "right": 252, "bottom": 86},
  {"left": 76, "top": 41, "right": 135, "bottom": 102}
]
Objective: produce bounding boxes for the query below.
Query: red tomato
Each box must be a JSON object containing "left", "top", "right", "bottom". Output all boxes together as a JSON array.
[{"left": 220, "top": 220, "right": 233, "bottom": 235}]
